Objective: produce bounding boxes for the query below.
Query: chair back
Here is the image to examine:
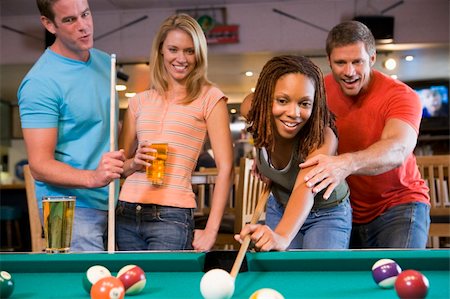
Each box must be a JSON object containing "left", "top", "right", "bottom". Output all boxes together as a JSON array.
[
  {"left": 234, "top": 158, "right": 267, "bottom": 233},
  {"left": 23, "top": 165, "right": 46, "bottom": 252},
  {"left": 415, "top": 155, "right": 450, "bottom": 247},
  {"left": 415, "top": 155, "right": 450, "bottom": 214}
]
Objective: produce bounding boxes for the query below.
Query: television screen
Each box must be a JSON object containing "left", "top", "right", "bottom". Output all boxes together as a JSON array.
[
  {"left": 406, "top": 79, "right": 449, "bottom": 133},
  {"left": 414, "top": 85, "right": 449, "bottom": 118}
]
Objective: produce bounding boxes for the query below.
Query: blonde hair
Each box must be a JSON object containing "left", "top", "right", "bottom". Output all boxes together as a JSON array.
[
  {"left": 149, "top": 14, "right": 211, "bottom": 104},
  {"left": 247, "top": 55, "right": 335, "bottom": 160}
]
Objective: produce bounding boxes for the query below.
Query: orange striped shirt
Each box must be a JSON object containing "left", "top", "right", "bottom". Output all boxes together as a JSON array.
[{"left": 119, "top": 86, "right": 226, "bottom": 208}]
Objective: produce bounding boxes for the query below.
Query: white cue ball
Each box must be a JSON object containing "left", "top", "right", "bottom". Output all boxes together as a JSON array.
[{"left": 200, "top": 269, "right": 235, "bottom": 299}]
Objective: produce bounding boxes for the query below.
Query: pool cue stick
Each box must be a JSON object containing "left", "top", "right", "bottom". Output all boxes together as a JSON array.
[
  {"left": 107, "top": 53, "right": 116, "bottom": 253},
  {"left": 230, "top": 184, "right": 271, "bottom": 278}
]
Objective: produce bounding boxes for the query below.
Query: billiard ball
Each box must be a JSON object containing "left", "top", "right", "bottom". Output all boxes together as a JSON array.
[
  {"left": 116, "top": 264, "right": 147, "bottom": 295},
  {"left": 249, "top": 288, "right": 285, "bottom": 299},
  {"left": 82, "top": 265, "right": 112, "bottom": 294},
  {"left": 395, "top": 269, "right": 429, "bottom": 299},
  {"left": 200, "top": 268, "right": 235, "bottom": 299},
  {"left": 0, "top": 271, "right": 14, "bottom": 299},
  {"left": 371, "top": 258, "right": 402, "bottom": 288},
  {"left": 91, "top": 276, "right": 125, "bottom": 299}
]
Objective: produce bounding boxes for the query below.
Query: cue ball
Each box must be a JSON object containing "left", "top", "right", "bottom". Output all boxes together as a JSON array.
[
  {"left": 200, "top": 268, "right": 235, "bottom": 299},
  {"left": 116, "top": 264, "right": 147, "bottom": 295},
  {"left": 395, "top": 269, "right": 429, "bottom": 299},
  {"left": 249, "top": 288, "right": 285, "bottom": 299},
  {"left": 0, "top": 271, "right": 14, "bottom": 299},
  {"left": 91, "top": 276, "right": 125, "bottom": 299},
  {"left": 82, "top": 265, "right": 112, "bottom": 294},
  {"left": 371, "top": 258, "right": 402, "bottom": 288}
]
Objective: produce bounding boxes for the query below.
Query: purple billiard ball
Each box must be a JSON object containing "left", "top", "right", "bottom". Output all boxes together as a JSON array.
[{"left": 371, "top": 259, "right": 402, "bottom": 288}]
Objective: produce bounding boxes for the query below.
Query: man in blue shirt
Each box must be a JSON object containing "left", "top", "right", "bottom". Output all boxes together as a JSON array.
[{"left": 18, "top": 0, "right": 125, "bottom": 251}]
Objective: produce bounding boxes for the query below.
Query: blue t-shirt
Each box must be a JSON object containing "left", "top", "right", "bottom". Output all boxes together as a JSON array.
[{"left": 18, "top": 48, "right": 113, "bottom": 210}]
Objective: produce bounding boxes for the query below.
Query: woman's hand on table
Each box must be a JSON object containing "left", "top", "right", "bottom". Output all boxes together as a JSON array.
[{"left": 193, "top": 228, "right": 216, "bottom": 252}]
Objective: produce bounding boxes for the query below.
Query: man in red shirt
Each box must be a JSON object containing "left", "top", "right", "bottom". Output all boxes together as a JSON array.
[{"left": 301, "top": 21, "right": 430, "bottom": 248}]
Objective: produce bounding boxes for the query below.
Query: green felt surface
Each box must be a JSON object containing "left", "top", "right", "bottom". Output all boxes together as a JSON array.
[{"left": 0, "top": 250, "right": 448, "bottom": 299}]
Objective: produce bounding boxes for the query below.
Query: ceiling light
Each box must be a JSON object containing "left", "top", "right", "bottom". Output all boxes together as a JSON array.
[
  {"left": 230, "top": 108, "right": 237, "bottom": 114},
  {"left": 125, "top": 92, "right": 136, "bottom": 98},
  {"left": 245, "top": 71, "right": 254, "bottom": 77},
  {"left": 390, "top": 74, "right": 398, "bottom": 79},
  {"left": 383, "top": 58, "right": 397, "bottom": 70},
  {"left": 404, "top": 55, "right": 414, "bottom": 62},
  {"left": 116, "top": 84, "right": 127, "bottom": 91}
]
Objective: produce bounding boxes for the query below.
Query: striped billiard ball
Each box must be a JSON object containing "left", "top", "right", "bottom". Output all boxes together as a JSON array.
[
  {"left": 116, "top": 264, "right": 147, "bottom": 295},
  {"left": 371, "top": 258, "right": 402, "bottom": 288}
]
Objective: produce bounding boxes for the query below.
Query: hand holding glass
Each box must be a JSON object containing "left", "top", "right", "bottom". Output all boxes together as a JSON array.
[{"left": 146, "top": 143, "right": 168, "bottom": 186}]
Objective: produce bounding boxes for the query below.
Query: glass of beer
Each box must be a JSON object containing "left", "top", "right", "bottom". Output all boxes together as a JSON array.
[
  {"left": 42, "top": 196, "right": 75, "bottom": 253},
  {"left": 146, "top": 143, "right": 168, "bottom": 186}
]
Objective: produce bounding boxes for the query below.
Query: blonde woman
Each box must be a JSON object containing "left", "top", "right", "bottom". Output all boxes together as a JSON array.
[{"left": 117, "top": 14, "right": 234, "bottom": 251}]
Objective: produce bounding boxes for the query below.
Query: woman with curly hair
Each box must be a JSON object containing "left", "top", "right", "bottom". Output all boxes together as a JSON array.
[{"left": 236, "top": 55, "right": 351, "bottom": 251}]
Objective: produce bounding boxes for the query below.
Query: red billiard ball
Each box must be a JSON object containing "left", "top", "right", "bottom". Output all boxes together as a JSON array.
[
  {"left": 0, "top": 271, "right": 14, "bottom": 299},
  {"left": 116, "top": 264, "right": 146, "bottom": 295},
  {"left": 395, "top": 269, "right": 429, "bottom": 299},
  {"left": 91, "top": 276, "right": 125, "bottom": 299},
  {"left": 82, "top": 265, "right": 112, "bottom": 294}
]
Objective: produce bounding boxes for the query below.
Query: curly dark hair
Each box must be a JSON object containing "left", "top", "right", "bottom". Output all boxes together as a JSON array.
[{"left": 247, "top": 55, "right": 335, "bottom": 161}]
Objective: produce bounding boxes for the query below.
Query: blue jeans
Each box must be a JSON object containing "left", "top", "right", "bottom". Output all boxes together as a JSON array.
[
  {"left": 39, "top": 207, "right": 108, "bottom": 252},
  {"left": 350, "top": 202, "right": 430, "bottom": 248},
  {"left": 265, "top": 194, "right": 352, "bottom": 249},
  {"left": 115, "top": 200, "right": 194, "bottom": 251}
]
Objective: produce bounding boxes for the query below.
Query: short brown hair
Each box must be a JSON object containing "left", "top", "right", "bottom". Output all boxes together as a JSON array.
[
  {"left": 326, "top": 21, "right": 376, "bottom": 57},
  {"left": 36, "top": 0, "right": 59, "bottom": 22}
]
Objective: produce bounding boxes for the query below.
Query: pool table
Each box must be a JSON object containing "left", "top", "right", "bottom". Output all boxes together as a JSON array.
[{"left": 0, "top": 249, "right": 449, "bottom": 298}]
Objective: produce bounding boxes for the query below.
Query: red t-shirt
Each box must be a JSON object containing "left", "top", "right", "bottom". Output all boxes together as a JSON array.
[{"left": 325, "top": 70, "right": 430, "bottom": 223}]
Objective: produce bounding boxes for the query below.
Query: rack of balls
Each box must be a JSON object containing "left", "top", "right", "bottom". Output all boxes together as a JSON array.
[
  {"left": 83, "top": 264, "right": 146, "bottom": 299},
  {"left": 371, "top": 258, "right": 429, "bottom": 299}
]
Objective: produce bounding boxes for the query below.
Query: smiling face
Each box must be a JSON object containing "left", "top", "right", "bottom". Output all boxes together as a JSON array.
[
  {"left": 421, "top": 89, "right": 443, "bottom": 116},
  {"left": 272, "top": 73, "right": 315, "bottom": 141},
  {"left": 41, "top": 0, "right": 93, "bottom": 61},
  {"left": 161, "top": 29, "right": 196, "bottom": 86},
  {"left": 328, "top": 41, "right": 375, "bottom": 97}
]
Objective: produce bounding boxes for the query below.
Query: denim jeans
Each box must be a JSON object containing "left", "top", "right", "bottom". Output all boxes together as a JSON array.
[
  {"left": 350, "top": 202, "right": 430, "bottom": 248},
  {"left": 265, "top": 194, "right": 352, "bottom": 249},
  {"left": 39, "top": 207, "right": 108, "bottom": 252},
  {"left": 115, "top": 200, "right": 195, "bottom": 251}
]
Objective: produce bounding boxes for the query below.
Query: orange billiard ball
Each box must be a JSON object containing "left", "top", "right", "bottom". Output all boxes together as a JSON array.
[
  {"left": 250, "top": 288, "right": 285, "bottom": 299},
  {"left": 90, "top": 276, "right": 125, "bottom": 299}
]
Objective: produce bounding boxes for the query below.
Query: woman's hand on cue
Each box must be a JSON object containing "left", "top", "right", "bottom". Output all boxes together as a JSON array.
[{"left": 234, "top": 224, "right": 290, "bottom": 251}]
